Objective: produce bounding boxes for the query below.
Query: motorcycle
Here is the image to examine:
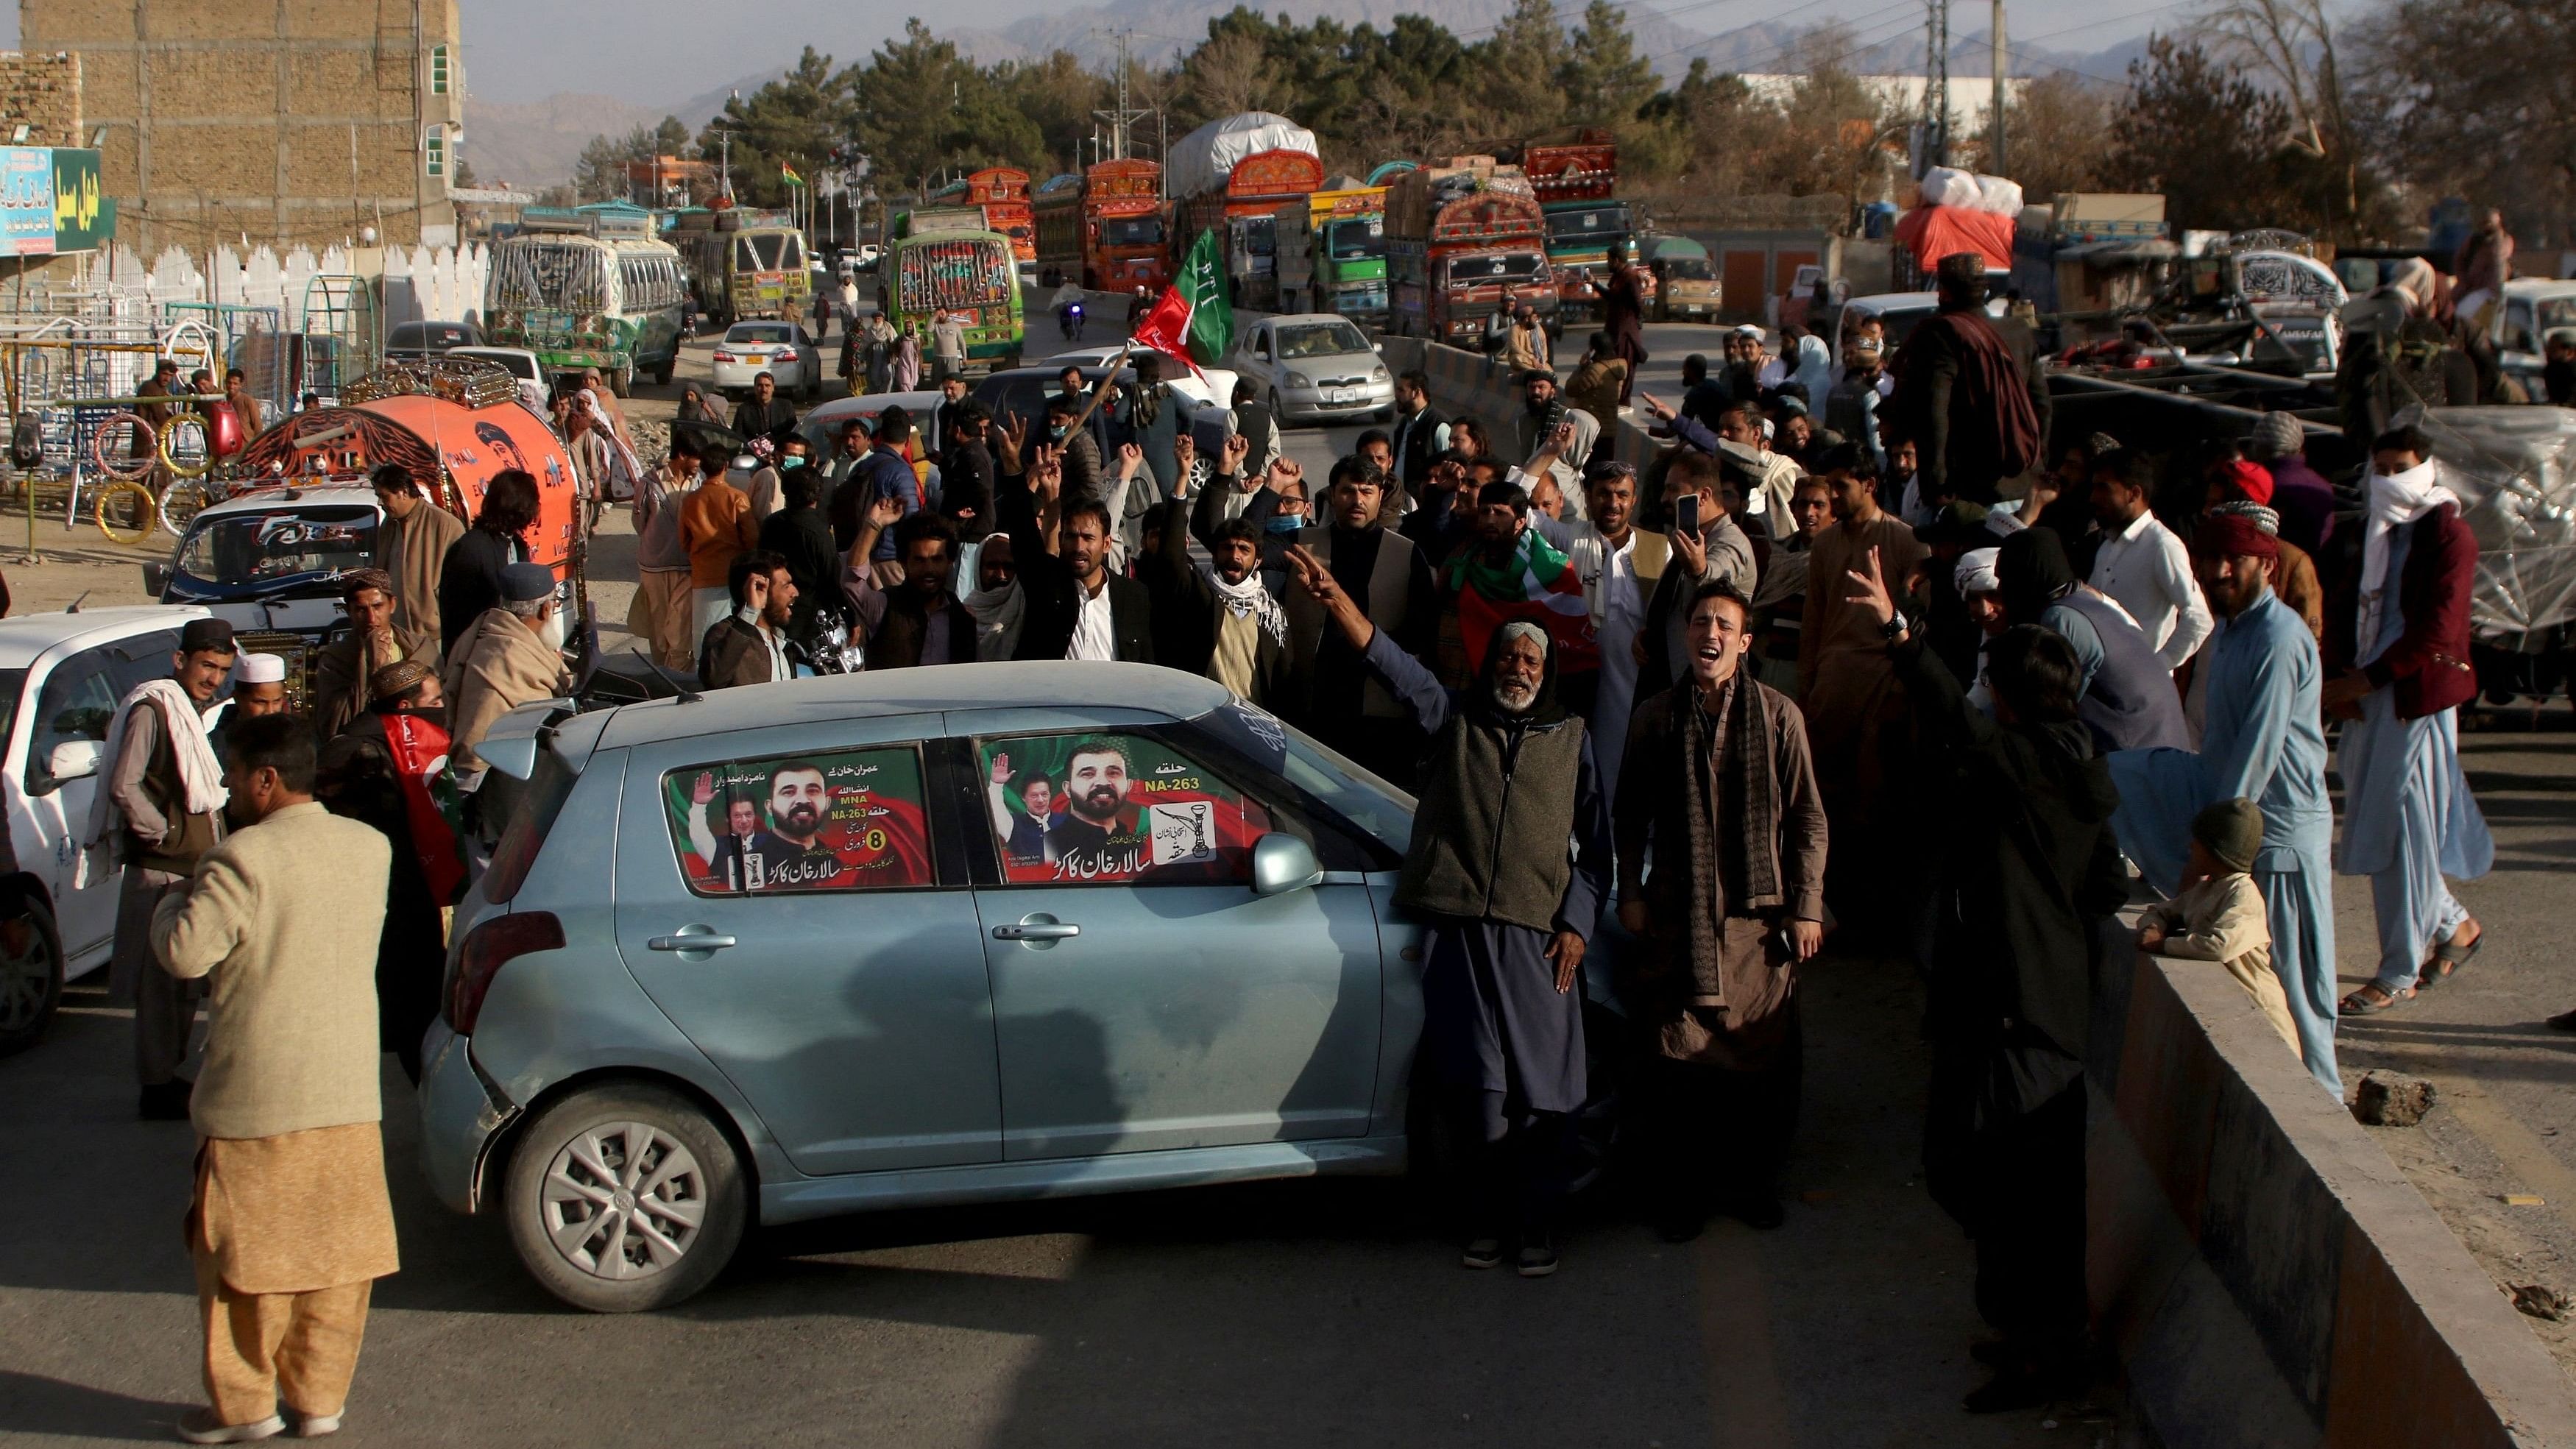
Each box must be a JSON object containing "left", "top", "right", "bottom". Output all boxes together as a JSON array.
[{"left": 1060, "top": 301, "right": 1086, "bottom": 341}]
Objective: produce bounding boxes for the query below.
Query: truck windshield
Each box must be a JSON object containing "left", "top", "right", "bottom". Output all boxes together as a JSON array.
[
  {"left": 1546, "top": 206, "right": 1627, "bottom": 241},
  {"left": 1663, "top": 258, "right": 1715, "bottom": 280},
  {"left": 1449, "top": 252, "right": 1546, "bottom": 283},
  {"left": 1102, "top": 216, "right": 1164, "bottom": 248},
  {"left": 489, "top": 238, "right": 607, "bottom": 313},
  {"left": 176, "top": 506, "right": 378, "bottom": 587},
  {"left": 747, "top": 234, "right": 788, "bottom": 269},
  {"left": 1326, "top": 220, "right": 1383, "bottom": 261}
]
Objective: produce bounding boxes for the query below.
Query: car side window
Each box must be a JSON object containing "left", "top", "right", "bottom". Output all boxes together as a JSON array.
[
  {"left": 662, "top": 744, "right": 935, "bottom": 896},
  {"left": 24, "top": 645, "right": 124, "bottom": 795},
  {"left": 976, "top": 731, "right": 1270, "bottom": 887}
]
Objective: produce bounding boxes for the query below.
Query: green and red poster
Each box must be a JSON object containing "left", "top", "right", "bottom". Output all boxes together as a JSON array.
[
  {"left": 979, "top": 732, "right": 1267, "bottom": 886},
  {"left": 662, "top": 747, "right": 933, "bottom": 895}
]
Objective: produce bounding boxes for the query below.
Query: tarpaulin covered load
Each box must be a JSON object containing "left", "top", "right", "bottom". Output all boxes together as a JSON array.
[
  {"left": 1897, "top": 166, "right": 2025, "bottom": 274},
  {"left": 1165, "top": 112, "right": 1320, "bottom": 199},
  {"left": 2418, "top": 405, "right": 2576, "bottom": 637}
]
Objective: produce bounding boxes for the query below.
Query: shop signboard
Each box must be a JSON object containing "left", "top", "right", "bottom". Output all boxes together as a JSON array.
[
  {"left": 0, "top": 146, "right": 54, "bottom": 255},
  {"left": 50, "top": 148, "right": 108, "bottom": 252}
]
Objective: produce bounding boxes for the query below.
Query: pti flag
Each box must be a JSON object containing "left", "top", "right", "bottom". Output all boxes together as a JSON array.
[
  {"left": 779, "top": 163, "right": 804, "bottom": 188},
  {"left": 1130, "top": 230, "right": 1234, "bottom": 376},
  {"left": 1445, "top": 527, "right": 1599, "bottom": 676}
]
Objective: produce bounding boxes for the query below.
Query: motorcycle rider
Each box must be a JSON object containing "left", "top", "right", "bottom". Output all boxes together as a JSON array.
[{"left": 1050, "top": 277, "right": 1086, "bottom": 341}]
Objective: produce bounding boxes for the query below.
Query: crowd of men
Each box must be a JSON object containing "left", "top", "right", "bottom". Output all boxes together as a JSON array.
[{"left": 90, "top": 236, "right": 2515, "bottom": 1436}]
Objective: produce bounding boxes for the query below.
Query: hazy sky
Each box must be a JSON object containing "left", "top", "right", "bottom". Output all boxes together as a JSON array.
[{"left": 0, "top": 0, "right": 2192, "bottom": 107}]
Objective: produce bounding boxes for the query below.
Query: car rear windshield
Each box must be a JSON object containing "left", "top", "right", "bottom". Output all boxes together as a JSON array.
[
  {"left": 482, "top": 747, "right": 578, "bottom": 902},
  {"left": 176, "top": 506, "right": 378, "bottom": 587},
  {"left": 728, "top": 325, "right": 796, "bottom": 344},
  {"left": 1276, "top": 322, "right": 1371, "bottom": 360}
]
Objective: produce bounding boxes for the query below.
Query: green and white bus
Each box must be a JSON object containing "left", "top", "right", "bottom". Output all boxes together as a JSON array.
[{"left": 484, "top": 205, "right": 685, "bottom": 395}]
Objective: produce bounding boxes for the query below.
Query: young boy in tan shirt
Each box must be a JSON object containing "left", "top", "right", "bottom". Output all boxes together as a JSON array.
[{"left": 2137, "top": 797, "right": 2301, "bottom": 1057}]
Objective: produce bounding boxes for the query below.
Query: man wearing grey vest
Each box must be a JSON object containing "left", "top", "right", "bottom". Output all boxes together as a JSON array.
[{"left": 1288, "top": 545, "right": 1610, "bottom": 1280}]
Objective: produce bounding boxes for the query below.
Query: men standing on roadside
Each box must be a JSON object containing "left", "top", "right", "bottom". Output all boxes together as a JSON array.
[
  {"left": 1885, "top": 252, "right": 2048, "bottom": 506},
  {"left": 2328, "top": 425, "right": 2494, "bottom": 1014},
  {"left": 1616, "top": 580, "right": 1828, "bottom": 1239},
  {"left": 442, "top": 563, "right": 570, "bottom": 781},
  {"left": 931, "top": 310, "right": 969, "bottom": 386},
  {"left": 1292, "top": 552, "right": 1609, "bottom": 1279},
  {"left": 682, "top": 450, "right": 759, "bottom": 645},
  {"left": 89, "top": 617, "right": 233, "bottom": 1119},
  {"left": 2089, "top": 450, "right": 2215, "bottom": 670},
  {"left": 1847, "top": 548, "right": 2126, "bottom": 1414},
  {"left": 319, "top": 659, "right": 458, "bottom": 1085},
  {"left": 309, "top": 570, "right": 404, "bottom": 740},
  {"left": 369, "top": 465, "right": 463, "bottom": 665},
  {"left": 152, "top": 714, "right": 396, "bottom": 1446},
  {"left": 2111, "top": 511, "right": 2340, "bottom": 1090},
  {"left": 222, "top": 369, "right": 265, "bottom": 439},
  {"left": 629, "top": 443, "right": 699, "bottom": 673}
]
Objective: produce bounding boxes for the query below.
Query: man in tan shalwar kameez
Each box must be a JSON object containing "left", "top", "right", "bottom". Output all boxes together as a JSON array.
[
  {"left": 1796, "top": 443, "right": 1926, "bottom": 932},
  {"left": 442, "top": 563, "right": 572, "bottom": 779},
  {"left": 1616, "top": 579, "right": 1829, "bottom": 1240},
  {"left": 368, "top": 465, "right": 464, "bottom": 667},
  {"left": 152, "top": 712, "right": 394, "bottom": 1444}
]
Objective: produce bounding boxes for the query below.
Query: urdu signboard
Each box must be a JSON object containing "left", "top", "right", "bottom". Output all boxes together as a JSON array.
[{"left": 0, "top": 148, "right": 114, "bottom": 256}]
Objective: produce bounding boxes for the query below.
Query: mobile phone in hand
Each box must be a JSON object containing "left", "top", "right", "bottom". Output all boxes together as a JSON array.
[{"left": 1675, "top": 492, "right": 1702, "bottom": 535}]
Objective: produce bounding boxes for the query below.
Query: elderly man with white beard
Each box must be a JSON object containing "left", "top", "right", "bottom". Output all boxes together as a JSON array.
[{"left": 1287, "top": 544, "right": 1611, "bottom": 1280}]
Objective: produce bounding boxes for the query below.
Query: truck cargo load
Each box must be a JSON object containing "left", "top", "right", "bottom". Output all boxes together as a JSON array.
[{"left": 1383, "top": 159, "right": 1554, "bottom": 347}]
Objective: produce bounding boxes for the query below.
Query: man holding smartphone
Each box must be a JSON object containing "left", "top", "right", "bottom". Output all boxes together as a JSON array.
[{"left": 1613, "top": 578, "right": 1829, "bottom": 1239}]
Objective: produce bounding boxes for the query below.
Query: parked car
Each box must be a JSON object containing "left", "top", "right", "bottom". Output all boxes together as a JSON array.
[
  {"left": 2492, "top": 277, "right": 2576, "bottom": 402},
  {"left": 794, "top": 390, "right": 944, "bottom": 457},
  {"left": 445, "top": 345, "right": 550, "bottom": 415},
  {"left": 0, "top": 604, "right": 216, "bottom": 1054},
  {"left": 1220, "top": 313, "right": 1394, "bottom": 426},
  {"left": 416, "top": 665, "right": 1423, "bottom": 1311},
  {"left": 712, "top": 322, "right": 825, "bottom": 402},
  {"left": 385, "top": 319, "right": 486, "bottom": 364},
  {"left": 1038, "top": 346, "right": 1237, "bottom": 417}
]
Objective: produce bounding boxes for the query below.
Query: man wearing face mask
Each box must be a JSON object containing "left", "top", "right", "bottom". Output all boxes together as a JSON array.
[
  {"left": 442, "top": 562, "right": 571, "bottom": 786},
  {"left": 1289, "top": 554, "right": 1610, "bottom": 1280},
  {"left": 1222, "top": 449, "right": 1316, "bottom": 568}
]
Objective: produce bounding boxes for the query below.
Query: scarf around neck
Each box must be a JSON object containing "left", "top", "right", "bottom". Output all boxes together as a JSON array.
[
  {"left": 2357, "top": 458, "right": 2458, "bottom": 653},
  {"left": 1674, "top": 673, "right": 1780, "bottom": 991},
  {"left": 1202, "top": 563, "right": 1285, "bottom": 645}
]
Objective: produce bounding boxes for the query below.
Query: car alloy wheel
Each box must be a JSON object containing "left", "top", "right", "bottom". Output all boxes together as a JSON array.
[
  {"left": 540, "top": 1121, "right": 708, "bottom": 1280},
  {"left": 506, "top": 1083, "right": 746, "bottom": 1311},
  {"left": 0, "top": 901, "right": 63, "bottom": 1057}
]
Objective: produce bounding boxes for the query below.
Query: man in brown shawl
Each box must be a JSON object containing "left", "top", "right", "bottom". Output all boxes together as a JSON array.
[
  {"left": 442, "top": 563, "right": 570, "bottom": 781},
  {"left": 1616, "top": 578, "right": 1828, "bottom": 1238},
  {"left": 151, "top": 714, "right": 397, "bottom": 1443},
  {"left": 307, "top": 570, "right": 405, "bottom": 742},
  {"left": 368, "top": 464, "right": 464, "bottom": 665},
  {"left": 1884, "top": 252, "right": 2048, "bottom": 506}
]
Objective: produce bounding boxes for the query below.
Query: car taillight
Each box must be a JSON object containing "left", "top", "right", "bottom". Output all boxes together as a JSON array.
[
  {"left": 447, "top": 911, "right": 564, "bottom": 1035},
  {"left": 712, "top": 350, "right": 735, "bottom": 362}
]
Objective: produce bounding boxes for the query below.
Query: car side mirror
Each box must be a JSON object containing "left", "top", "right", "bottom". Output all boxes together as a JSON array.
[
  {"left": 141, "top": 562, "right": 171, "bottom": 597},
  {"left": 48, "top": 739, "right": 102, "bottom": 784},
  {"left": 1250, "top": 831, "right": 1323, "bottom": 896}
]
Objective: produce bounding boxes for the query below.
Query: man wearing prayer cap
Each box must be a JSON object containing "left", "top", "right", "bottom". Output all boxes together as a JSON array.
[
  {"left": 98, "top": 615, "right": 236, "bottom": 1117},
  {"left": 2109, "top": 502, "right": 2340, "bottom": 1092},
  {"left": 311, "top": 570, "right": 406, "bottom": 741},
  {"left": 441, "top": 561, "right": 568, "bottom": 799},
  {"left": 367, "top": 659, "right": 439, "bottom": 711}
]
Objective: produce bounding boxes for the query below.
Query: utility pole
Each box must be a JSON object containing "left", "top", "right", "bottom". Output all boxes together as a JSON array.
[
  {"left": 1919, "top": 0, "right": 1951, "bottom": 174},
  {"left": 1990, "top": 0, "right": 2006, "bottom": 174},
  {"left": 1091, "top": 29, "right": 1153, "bottom": 160}
]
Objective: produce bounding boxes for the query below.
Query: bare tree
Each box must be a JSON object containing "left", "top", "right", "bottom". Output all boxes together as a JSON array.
[{"left": 2195, "top": 0, "right": 2360, "bottom": 219}]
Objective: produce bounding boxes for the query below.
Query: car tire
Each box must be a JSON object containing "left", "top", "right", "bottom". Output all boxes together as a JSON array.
[
  {"left": 654, "top": 360, "right": 676, "bottom": 386},
  {"left": 503, "top": 1082, "right": 748, "bottom": 1314},
  {"left": 0, "top": 897, "right": 63, "bottom": 1058},
  {"left": 611, "top": 364, "right": 634, "bottom": 399},
  {"left": 1267, "top": 388, "right": 1289, "bottom": 431}
]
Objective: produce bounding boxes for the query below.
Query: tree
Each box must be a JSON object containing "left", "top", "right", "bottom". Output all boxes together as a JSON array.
[
  {"left": 2354, "top": 0, "right": 2576, "bottom": 244},
  {"left": 847, "top": 22, "right": 1039, "bottom": 196},
  {"left": 570, "top": 115, "right": 697, "bottom": 205},
  {"left": 2101, "top": 37, "right": 2294, "bottom": 233},
  {"left": 1952, "top": 74, "right": 2113, "bottom": 201},
  {"left": 699, "top": 49, "right": 857, "bottom": 207},
  {"left": 1555, "top": 1, "right": 1657, "bottom": 130},
  {"left": 2198, "top": 0, "right": 2374, "bottom": 235}
]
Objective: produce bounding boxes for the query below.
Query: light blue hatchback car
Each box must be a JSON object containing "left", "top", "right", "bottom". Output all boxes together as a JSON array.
[{"left": 420, "top": 662, "right": 1429, "bottom": 1311}]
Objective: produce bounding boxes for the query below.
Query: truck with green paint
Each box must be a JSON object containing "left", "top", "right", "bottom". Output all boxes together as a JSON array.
[{"left": 1275, "top": 185, "right": 1390, "bottom": 325}]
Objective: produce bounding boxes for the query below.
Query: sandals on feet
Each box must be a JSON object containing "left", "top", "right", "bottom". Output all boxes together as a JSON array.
[
  {"left": 2340, "top": 984, "right": 2416, "bottom": 1016},
  {"left": 2418, "top": 926, "right": 2485, "bottom": 988}
]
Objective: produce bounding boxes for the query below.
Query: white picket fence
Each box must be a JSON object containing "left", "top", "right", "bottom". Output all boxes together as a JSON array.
[{"left": 81, "top": 241, "right": 492, "bottom": 330}]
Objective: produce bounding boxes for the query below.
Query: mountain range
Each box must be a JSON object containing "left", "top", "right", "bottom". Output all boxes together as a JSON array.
[{"left": 464, "top": 0, "right": 2151, "bottom": 186}]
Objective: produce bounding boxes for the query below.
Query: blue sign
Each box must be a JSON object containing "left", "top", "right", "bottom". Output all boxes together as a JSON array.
[{"left": 0, "top": 147, "right": 54, "bottom": 255}]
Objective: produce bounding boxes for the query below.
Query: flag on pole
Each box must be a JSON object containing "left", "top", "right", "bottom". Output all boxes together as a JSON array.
[
  {"left": 1445, "top": 527, "right": 1599, "bottom": 676},
  {"left": 1128, "top": 230, "right": 1234, "bottom": 377},
  {"left": 780, "top": 163, "right": 804, "bottom": 188}
]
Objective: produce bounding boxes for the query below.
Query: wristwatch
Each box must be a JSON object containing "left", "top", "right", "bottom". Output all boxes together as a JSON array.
[{"left": 1880, "top": 612, "right": 1909, "bottom": 642}]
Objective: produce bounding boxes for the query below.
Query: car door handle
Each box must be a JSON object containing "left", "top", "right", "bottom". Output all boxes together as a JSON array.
[
  {"left": 992, "top": 922, "right": 1079, "bottom": 941},
  {"left": 648, "top": 929, "right": 738, "bottom": 952}
]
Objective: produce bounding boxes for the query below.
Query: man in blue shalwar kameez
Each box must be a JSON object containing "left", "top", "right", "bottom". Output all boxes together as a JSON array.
[{"left": 2111, "top": 509, "right": 2341, "bottom": 1091}]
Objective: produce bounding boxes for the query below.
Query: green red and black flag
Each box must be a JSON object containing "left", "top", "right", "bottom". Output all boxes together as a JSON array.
[{"left": 1129, "top": 229, "right": 1235, "bottom": 378}]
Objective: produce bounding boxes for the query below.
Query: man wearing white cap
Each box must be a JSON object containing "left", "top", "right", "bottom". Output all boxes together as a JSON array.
[{"left": 209, "top": 653, "right": 293, "bottom": 763}]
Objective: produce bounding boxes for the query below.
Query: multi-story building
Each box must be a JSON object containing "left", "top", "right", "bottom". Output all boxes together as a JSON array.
[{"left": 19, "top": 0, "right": 464, "bottom": 254}]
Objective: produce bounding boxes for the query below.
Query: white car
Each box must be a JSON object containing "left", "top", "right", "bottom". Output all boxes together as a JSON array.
[
  {"left": 1220, "top": 314, "right": 1394, "bottom": 425},
  {"left": 447, "top": 346, "right": 549, "bottom": 416},
  {"left": 1040, "top": 345, "right": 1239, "bottom": 414},
  {"left": 0, "top": 604, "right": 216, "bottom": 1054},
  {"left": 796, "top": 390, "right": 945, "bottom": 456},
  {"left": 712, "top": 322, "right": 826, "bottom": 402}
]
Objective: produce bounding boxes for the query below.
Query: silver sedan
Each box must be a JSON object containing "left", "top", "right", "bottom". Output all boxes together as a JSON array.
[{"left": 1221, "top": 313, "right": 1395, "bottom": 425}]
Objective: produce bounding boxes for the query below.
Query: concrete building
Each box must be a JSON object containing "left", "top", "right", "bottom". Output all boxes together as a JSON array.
[{"left": 18, "top": 0, "right": 464, "bottom": 255}]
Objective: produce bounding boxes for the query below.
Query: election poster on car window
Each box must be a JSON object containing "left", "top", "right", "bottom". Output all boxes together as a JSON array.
[
  {"left": 664, "top": 747, "right": 933, "bottom": 895},
  {"left": 979, "top": 733, "right": 1267, "bottom": 885}
]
